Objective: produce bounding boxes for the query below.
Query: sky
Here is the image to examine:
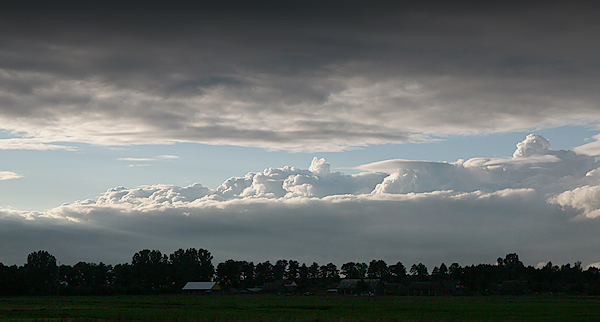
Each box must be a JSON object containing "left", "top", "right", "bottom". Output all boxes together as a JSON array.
[{"left": 1, "top": 1, "right": 600, "bottom": 269}]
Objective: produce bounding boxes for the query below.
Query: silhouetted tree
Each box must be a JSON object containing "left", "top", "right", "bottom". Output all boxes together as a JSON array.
[
  {"left": 462, "top": 264, "right": 498, "bottom": 294},
  {"left": 287, "top": 260, "right": 300, "bottom": 280},
  {"left": 62, "top": 261, "right": 111, "bottom": 294},
  {"left": 368, "top": 260, "right": 390, "bottom": 280},
  {"left": 298, "top": 263, "right": 310, "bottom": 285},
  {"left": 0, "top": 263, "right": 24, "bottom": 295},
  {"left": 390, "top": 261, "right": 407, "bottom": 283},
  {"left": 320, "top": 263, "right": 339, "bottom": 281},
  {"left": 255, "top": 261, "right": 274, "bottom": 285},
  {"left": 273, "top": 260, "right": 288, "bottom": 281},
  {"left": 112, "top": 263, "right": 132, "bottom": 293},
  {"left": 24, "top": 250, "right": 58, "bottom": 295},
  {"left": 6, "top": 249, "right": 600, "bottom": 296},
  {"left": 410, "top": 263, "right": 428, "bottom": 281},
  {"left": 536, "top": 261, "right": 559, "bottom": 292},
  {"left": 308, "top": 262, "right": 320, "bottom": 279},
  {"left": 169, "top": 248, "right": 214, "bottom": 289},
  {"left": 241, "top": 261, "right": 255, "bottom": 287},
  {"left": 432, "top": 263, "right": 449, "bottom": 281},
  {"left": 497, "top": 253, "right": 525, "bottom": 280},
  {"left": 131, "top": 249, "right": 169, "bottom": 292},
  {"left": 449, "top": 263, "right": 462, "bottom": 280},
  {"left": 216, "top": 260, "right": 254, "bottom": 289},
  {"left": 341, "top": 262, "right": 367, "bottom": 279},
  {"left": 558, "top": 261, "right": 587, "bottom": 293}
]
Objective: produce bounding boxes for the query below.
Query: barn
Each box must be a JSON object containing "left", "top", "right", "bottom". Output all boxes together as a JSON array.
[{"left": 182, "top": 282, "right": 222, "bottom": 294}]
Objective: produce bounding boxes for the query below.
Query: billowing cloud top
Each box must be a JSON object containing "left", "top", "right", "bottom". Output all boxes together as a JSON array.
[
  {"left": 1, "top": 2, "right": 600, "bottom": 151},
  {"left": 513, "top": 134, "right": 552, "bottom": 158},
  {"left": 45, "top": 135, "right": 596, "bottom": 212},
  {"left": 74, "top": 157, "right": 387, "bottom": 207},
  {"left": 359, "top": 134, "right": 596, "bottom": 197}
]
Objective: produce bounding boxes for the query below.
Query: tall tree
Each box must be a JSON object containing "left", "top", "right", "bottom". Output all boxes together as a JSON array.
[
  {"left": 410, "top": 263, "right": 429, "bottom": 281},
  {"left": 241, "top": 261, "right": 255, "bottom": 288},
  {"left": 216, "top": 260, "right": 254, "bottom": 289},
  {"left": 497, "top": 253, "right": 525, "bottom": 280},
  {"left": 273, "top": 260, "right": 288, "bottom": 281},
  {"left": 308, "top": 262, "right": 320, "bottom": 280},
  {"left": 298, "top": 263, "right": 309, "bottom": 285},
  {"left": 169, "top": 248, "right": 214, "bottom": 288},
  {"left": 112, "top": 263, "right": 132, "bottom": 292},
  {"left": 255, "top": 261, "right": 274, "bottom": 285},
  {"left": 287, "top": 260, "right": 300, "bottom": 280},
  {"left": 449, "top": 263, "right": 462, "bottom": 280},
  {"left": 341, "top": 262, "right": 367, "bottom": 279},
  {"left": 0, "top": 263, "right": 24, "bottom": 295},
  {"left": 367, "top": 260, "right": 390, "bottom": 280},
  {"left": 24, "top": 250, "right": 58, "bottom": 295},
  {"left": 131, "top": 249, "right": 169, "bottom": 292},
  {"left": 390, "top": 261, "right": 407, "bottom": 282},
  {"left": 320, "top": 263, "right": 340, "bottom": 281},
  {"left": 432, "top": 263, "right": 449, "bottom": 281}
]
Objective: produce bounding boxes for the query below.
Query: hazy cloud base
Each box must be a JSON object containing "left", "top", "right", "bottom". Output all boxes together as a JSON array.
[
  {"left": 1, "top": 135, "right": 600, "bottom": 267},
  {"left": 1, "top": 1, "right": 600, "bottom": 151}
]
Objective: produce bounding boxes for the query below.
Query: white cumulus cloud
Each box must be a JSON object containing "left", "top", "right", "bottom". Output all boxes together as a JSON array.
[
  {"left": 551, "top": 185, "right": 600, "bottom": 219},
  {"left": 0, "top": 170, "right": 22, "bottom": 180},
  {"left": 513, "top": 134, "right": 552, "bottom": 158}
]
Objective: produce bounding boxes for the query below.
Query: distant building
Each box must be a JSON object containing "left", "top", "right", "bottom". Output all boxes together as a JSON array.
[
  {"left": 262, "top": 280, "right": 298, "bottom": 293},
  {"left": 337, "top": 279, "right": 384, "bottom": 295},
  {"left": 182, "top": 282, "right": 221, "bottom": 294},
  {"left": 284, "top": 280, "right": 298, "bottom": 292}
]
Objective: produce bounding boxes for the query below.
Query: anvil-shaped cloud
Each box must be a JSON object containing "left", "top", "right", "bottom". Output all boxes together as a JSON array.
[{"left": 359, "top": 134, "right": 596, "bottom": 196}]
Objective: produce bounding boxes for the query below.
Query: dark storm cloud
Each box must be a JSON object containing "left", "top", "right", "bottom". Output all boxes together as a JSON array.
[{"left": 1, "top": 1, "right": 599, "bottom": 150}]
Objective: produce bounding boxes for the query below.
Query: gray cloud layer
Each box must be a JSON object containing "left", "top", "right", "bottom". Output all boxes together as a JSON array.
[
  {"left": 2, "top": 135, "right": 600, "bottom": 267},
  {"left": 1, "top": 1, "right": 600, "bottom": 151}
]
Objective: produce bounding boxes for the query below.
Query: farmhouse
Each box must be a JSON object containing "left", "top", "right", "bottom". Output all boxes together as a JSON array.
[{"left": 182, "top": 282, "right": 221, "bottom": 294}]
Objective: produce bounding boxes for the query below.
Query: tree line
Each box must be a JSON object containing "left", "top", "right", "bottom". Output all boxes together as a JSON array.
[{"left": 1, "top": 250, "right": 599, "bottom": 296}]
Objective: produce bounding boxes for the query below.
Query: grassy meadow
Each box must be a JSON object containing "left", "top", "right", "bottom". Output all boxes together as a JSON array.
[{"left": 0, "top": 295, "right": 598, "bottom": 321}]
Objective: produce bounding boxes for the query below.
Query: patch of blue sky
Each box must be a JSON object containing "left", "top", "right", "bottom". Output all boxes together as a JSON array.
[
  {"left": 0, "top": 129, "right": 25, "bottom": 139},
  {"left": 319, "top": 125, "right": 599, "bottom": 174}
]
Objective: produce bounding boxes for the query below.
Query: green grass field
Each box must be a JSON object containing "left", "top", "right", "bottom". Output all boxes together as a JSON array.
[{"left": 0, "top": 295, "right": 598, "bottom": 321}]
